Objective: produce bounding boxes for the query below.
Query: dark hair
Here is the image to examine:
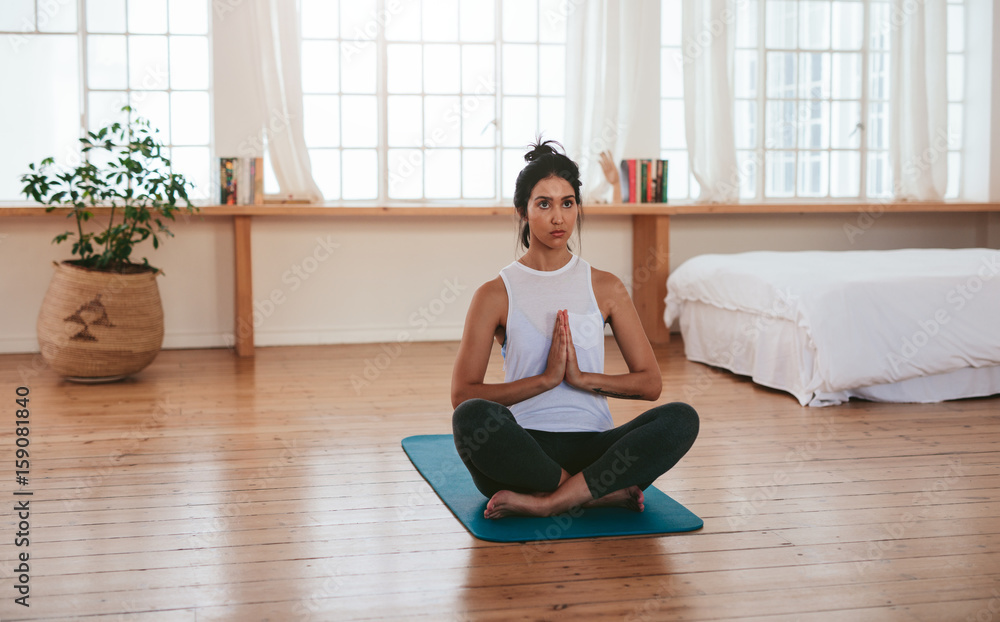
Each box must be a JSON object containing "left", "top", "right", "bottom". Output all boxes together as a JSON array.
[{"left": 513, "top": 138, "right": 583, "bottom": 250}]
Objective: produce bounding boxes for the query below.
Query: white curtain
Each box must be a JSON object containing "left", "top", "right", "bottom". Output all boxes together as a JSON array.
[
  {"left": 890, "top": 0, "right": 948, "bottom": 201},
  {"left": 681, "top": 0, "right": 738, "bottom": 203},
  {"left": 248, "top": 0, "right": 323, "bottom": 202},
  {"left": 565, "top": 0, "right": 660, "bottom": 204}
]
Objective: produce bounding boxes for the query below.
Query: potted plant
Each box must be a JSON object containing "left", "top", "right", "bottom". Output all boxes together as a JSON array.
[{"left": 20, "top": 106, "right": 198, "bottom": 382}]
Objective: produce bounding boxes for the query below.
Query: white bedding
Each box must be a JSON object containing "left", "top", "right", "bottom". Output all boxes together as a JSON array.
[{"left": 664, "top": 249, "right": 1000, "bottom": 406}]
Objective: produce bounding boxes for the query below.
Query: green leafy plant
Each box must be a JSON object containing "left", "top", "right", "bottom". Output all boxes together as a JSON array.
[{"left": 20, "top": 106, "right": 198, "bottom": 273}]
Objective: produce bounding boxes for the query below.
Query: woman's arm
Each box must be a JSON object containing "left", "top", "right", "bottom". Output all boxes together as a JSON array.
[
  {"left": 563, "top": 270, "right": 662, "bottom": 401},
  {"left": 450, "top": 278, "right": 567, "bottom": 409}
]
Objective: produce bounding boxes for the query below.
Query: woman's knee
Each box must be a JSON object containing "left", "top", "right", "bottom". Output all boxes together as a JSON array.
[
  {"left": 452, "top": 398, "right": 490, "bottom": 430},
  {"left": 452, "top": 398, "right": 510, "bottom": 439},
  {"left": 643, "top": 401, "right": 699, "bottom": 441},
  {"left": 665, "top": 401, "right": 700, "bottom": 442}
]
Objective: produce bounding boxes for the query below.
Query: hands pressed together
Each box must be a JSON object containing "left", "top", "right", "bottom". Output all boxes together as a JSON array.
[{"left": 543, "top": 309, "right": 587, "bottom": 390}]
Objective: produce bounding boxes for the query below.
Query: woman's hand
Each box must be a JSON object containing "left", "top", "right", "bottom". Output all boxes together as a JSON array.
[
  {"left": 542, "top": 310, "right": 568, "bottom": 389},
  {"left": 452, "top": 277, "right": 567, "bottom": 408},
  {"left": 562, "top": 310, "right": 587, "bottom": 388}
]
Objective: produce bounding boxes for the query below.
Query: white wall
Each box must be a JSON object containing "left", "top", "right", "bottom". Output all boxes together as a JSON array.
[
  {"left": 0, "top": 215, "right": 235, "bottom": 353},
  {"left": 1, "top": 3, "right": 998, "bottom": 354},
  {"left": 244, "top": 215, "right": 631, "bottom": 348}
]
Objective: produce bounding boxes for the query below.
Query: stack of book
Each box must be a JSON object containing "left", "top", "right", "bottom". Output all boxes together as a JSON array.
[
  {"left": 619, "top": 159, "right": 668, "bottom": 203},
  {"left": 219, "top": 157, "right": 264, "bottom": 205}
]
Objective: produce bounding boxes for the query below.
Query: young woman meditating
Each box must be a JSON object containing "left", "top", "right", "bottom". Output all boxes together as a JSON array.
[{"left": 451, "top": 140, "right": 699, "bottom": 520}]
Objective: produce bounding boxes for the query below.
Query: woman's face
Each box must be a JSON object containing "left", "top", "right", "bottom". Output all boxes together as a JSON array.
[{"left": 525, "top": 175, "right": 578, "bottom": 250}]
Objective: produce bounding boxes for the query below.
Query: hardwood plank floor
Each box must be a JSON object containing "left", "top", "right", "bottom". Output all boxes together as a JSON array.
[{"left": 0, "top": 338, "right": 998, "bottom": 621}]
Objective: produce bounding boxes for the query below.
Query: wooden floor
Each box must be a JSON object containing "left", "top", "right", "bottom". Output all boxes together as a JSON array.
[{"left": 0, "top": 338, "right": 998, "bottom": 621}]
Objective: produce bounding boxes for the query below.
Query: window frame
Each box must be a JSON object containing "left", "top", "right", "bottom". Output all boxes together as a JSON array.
[
  {"left": 88, "top": 1, "right": 214, "bottom": 201},
  {"left": 0, "top": 0, "right": 215, "bottom": 202},
  {"left": 298, "top": 0, "right": 568, "bottom": 204},
  {"left": 664, "top": 0, "right": 966, "bottom": 204}
]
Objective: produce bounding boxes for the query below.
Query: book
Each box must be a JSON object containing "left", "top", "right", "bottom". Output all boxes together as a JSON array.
[
  {"left": 620, "top": 160, "right": 631, "bottom": 203},
  {"left": 661, "top": 159, "right": 669, "bottom": 202},
  {"left": 654, "top": 160, "right": 662, "bottom": 204},
  {"left": 219, "top": 157, "right": 264, "bottom": 205},
  {"left": 220, "top": 158, "right": 236, "bottom": 205},
  {"left": 640, "top": 160, "right": 647, "bottom": 203},
  {"left": 618, "top": 158, "right": 670, "bottom": 204},
  {"left": 620, "top": 160, "right": 637, "bottom": 203},
  {"left": 251, "top": 158, "right": 263, "bottom": 205}
]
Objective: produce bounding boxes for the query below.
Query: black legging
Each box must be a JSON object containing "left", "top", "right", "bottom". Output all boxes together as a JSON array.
[{"left": 452, "top": 398, "right": 699, "bottom": 499}]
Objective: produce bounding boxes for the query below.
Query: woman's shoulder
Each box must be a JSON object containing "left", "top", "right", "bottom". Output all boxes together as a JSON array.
[
  {"left": 589, "top": 266, "right": 626, "bottom": 295},
  {"left": 477, "top": 274, "right": 506, "bottom": 295},
  {"left": 589, "top": 266, "right": 631, "bottom": 318},
  {"left": 470, "top": 275, "right": 509, "bottom": 311}
]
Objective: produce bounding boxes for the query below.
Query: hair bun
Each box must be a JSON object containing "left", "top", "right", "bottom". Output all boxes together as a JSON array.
[{"left": 524, "top": 138, "right": 564, "bottom": 162}]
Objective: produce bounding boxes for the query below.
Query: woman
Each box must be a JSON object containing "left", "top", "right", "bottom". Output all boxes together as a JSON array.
[{"left": 451, "top": 140, "right": 699, "bottom": 520}]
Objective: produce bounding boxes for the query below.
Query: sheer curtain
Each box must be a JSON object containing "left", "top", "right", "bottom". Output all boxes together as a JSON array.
[
  {"left": 247, "top": 0, "right": 323, "bottom": 202},
  {"left": 889, "top": 0, "right": 948, "bottom": 201},
  {"left": 681, "top": 0, "right": 738, "bottom": 203},
  {"left": 565, "top": 0, "right": 660, "bottom": 204}
]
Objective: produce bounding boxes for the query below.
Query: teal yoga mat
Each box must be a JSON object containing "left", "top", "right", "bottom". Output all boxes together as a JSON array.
[{"left": 401, "top": 434, "right": 703, "bottom": 542}]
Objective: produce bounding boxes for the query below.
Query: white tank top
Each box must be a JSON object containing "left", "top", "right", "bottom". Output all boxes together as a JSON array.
[{"left": 499, "top": 255, "right": 614, "bottom": 432}]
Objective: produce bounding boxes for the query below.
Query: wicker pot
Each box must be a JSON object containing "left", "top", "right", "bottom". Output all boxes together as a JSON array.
[{"left": 37, "top": 261, "right": 164, "bottom": 382}]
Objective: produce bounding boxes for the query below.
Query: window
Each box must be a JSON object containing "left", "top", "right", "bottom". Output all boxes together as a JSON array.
[
  {"left": 299, "top": 0, "right": 567, "bottom": 202},
  {"left": 945, "top": 0, "right": 964, "bottom": 198},
  {"left": 661, "top": 0, "right": 966, "bottom": 202},
  {"left": 0, "top": 0, "right": 212, "bottom": 202},
  {"left": 660, "top": 0, "right": 699, "bottom": 200}
]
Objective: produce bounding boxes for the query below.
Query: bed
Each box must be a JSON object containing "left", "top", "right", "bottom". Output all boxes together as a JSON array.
[{"left": 663, "top": 248, "right": 1000, "bottom": 406}]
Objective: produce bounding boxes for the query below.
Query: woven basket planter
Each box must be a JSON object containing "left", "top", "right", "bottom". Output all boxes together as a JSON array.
[{"left": 37, "top": 261, "right": 164, "bottom": 382}]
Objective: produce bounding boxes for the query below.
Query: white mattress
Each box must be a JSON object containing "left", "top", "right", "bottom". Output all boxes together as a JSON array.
[{"left": 664, "top": 249, "right": 1000, "bottom": 406}]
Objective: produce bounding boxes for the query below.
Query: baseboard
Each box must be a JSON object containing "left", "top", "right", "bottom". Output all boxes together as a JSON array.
[
  {"left": 0, "top": 336, "right": 39, "bottom": 354},
  {"left": 251, "top": 324, "right": 464, "bottom": 347},
  {"left": 0, "top": 325, "right": 466, "bottom": 354}
]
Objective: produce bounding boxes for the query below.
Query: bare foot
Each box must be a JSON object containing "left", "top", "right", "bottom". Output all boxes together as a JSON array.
[
  {"left": 583, "top": 485, "right": 645, "bottom": 512},
  {"left": 484, "top": 490, "right": 548, "bottom": 519}
]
